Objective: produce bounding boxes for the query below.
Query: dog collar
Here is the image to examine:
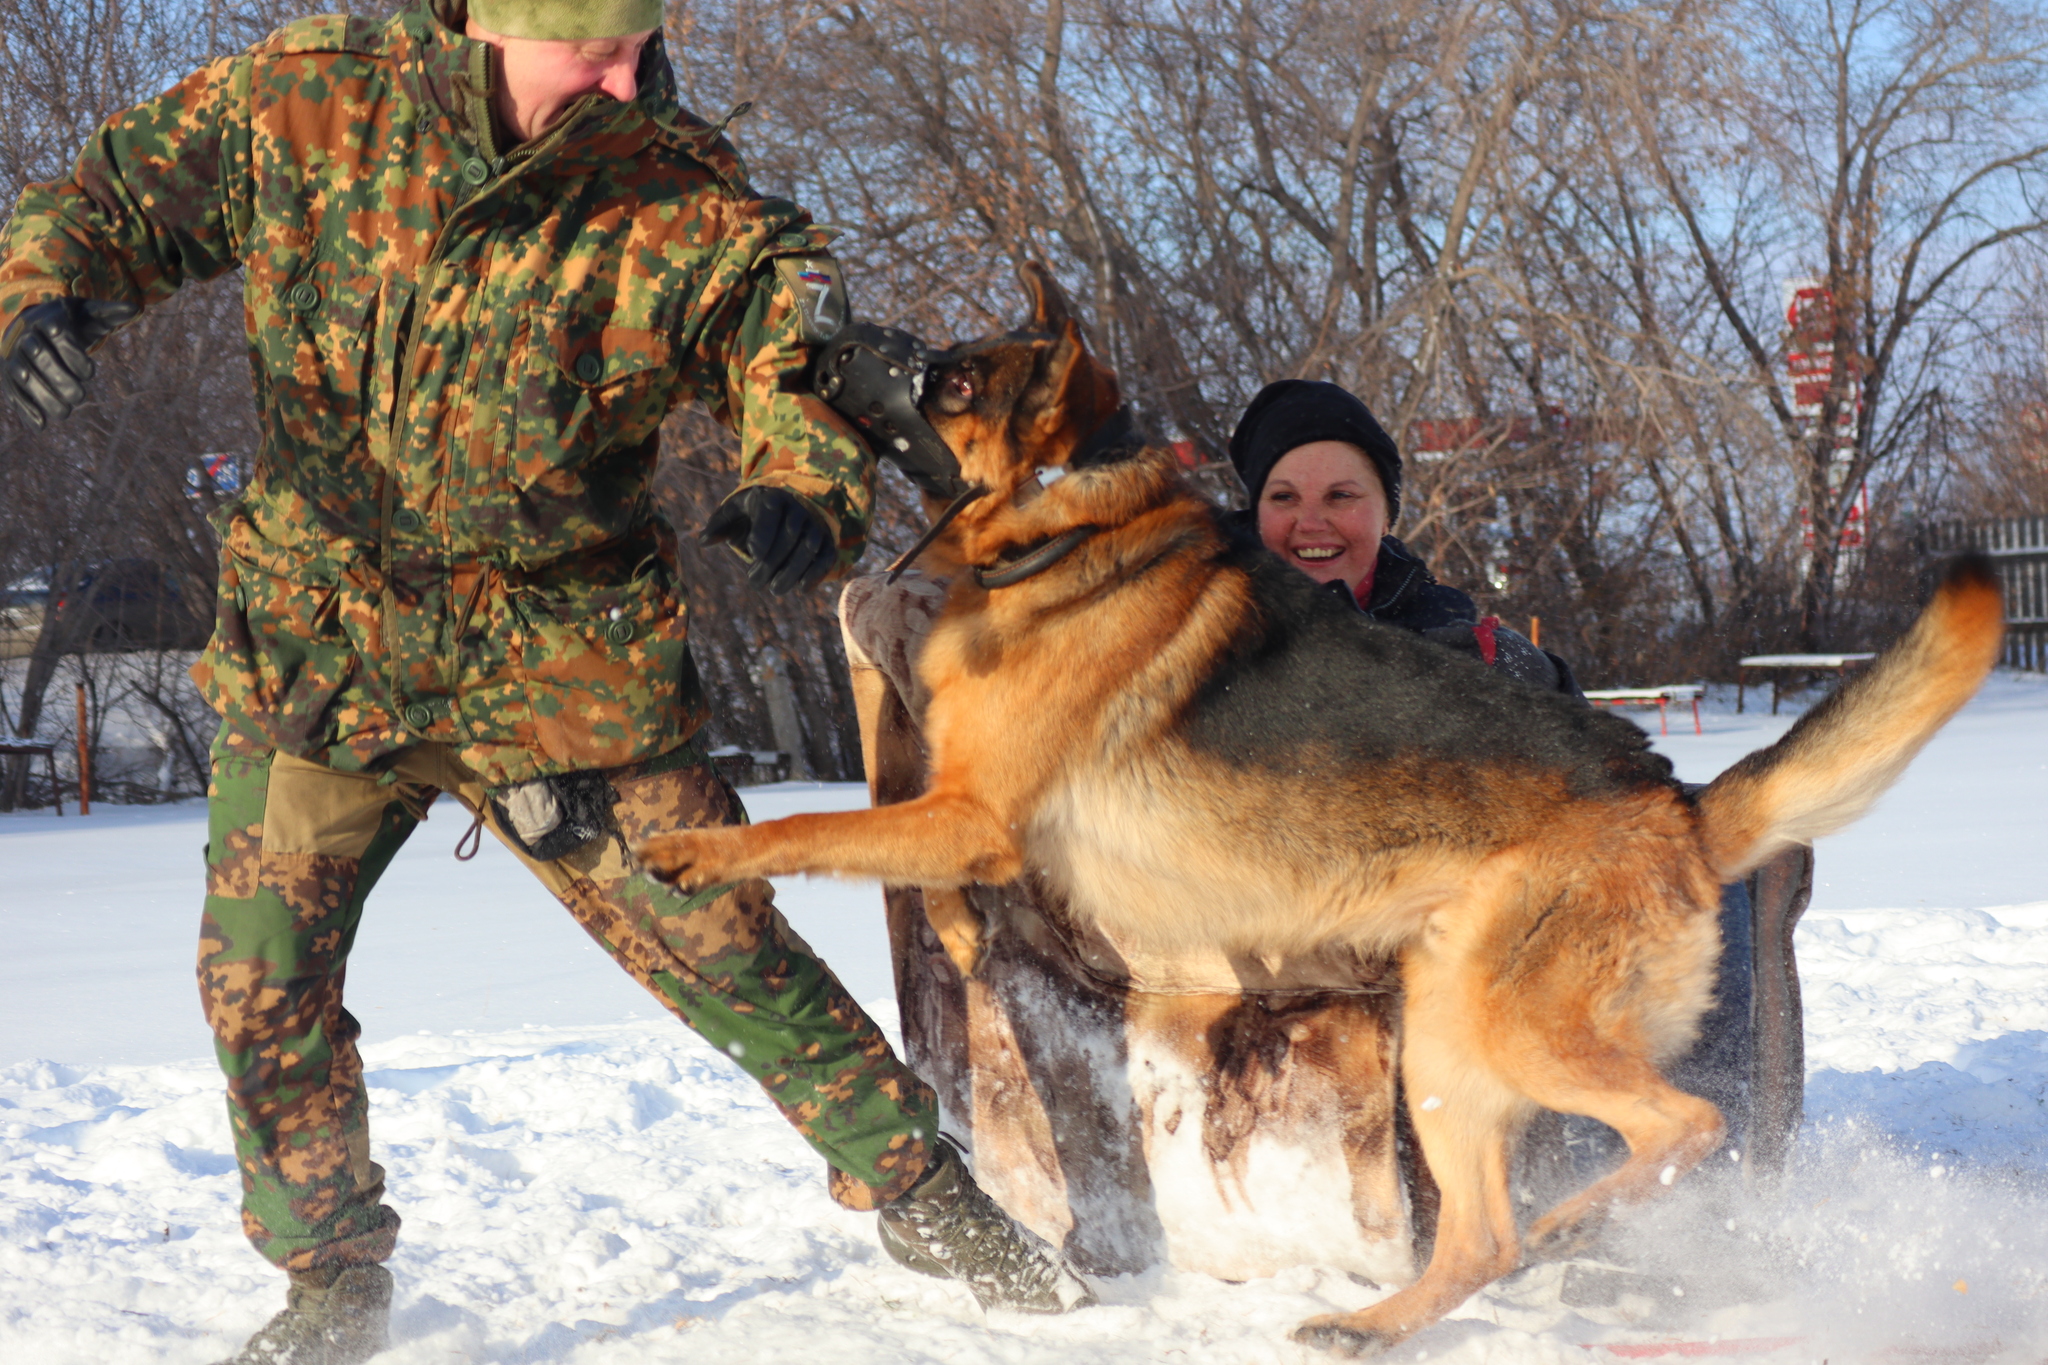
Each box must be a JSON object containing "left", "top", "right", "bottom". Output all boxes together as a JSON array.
[
  {"left": 972, "top": 526, "right": 1098, "bottom": 589},
  {"left": 885, "top": 483, "right": 989, "bottom": 584}
]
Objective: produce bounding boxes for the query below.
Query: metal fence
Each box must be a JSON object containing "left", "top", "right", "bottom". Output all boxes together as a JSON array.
[{"left": 1924, "top": 514, "right": 2048, "bottom": 670}]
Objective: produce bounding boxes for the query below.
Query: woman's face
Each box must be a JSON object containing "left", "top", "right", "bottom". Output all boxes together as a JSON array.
[{"left": 1256, "top": 441, "right": 1389, "bottom": 593}]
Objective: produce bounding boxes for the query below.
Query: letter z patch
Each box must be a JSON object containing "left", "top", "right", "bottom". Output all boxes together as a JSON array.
[{"left": 773, "top": 254, "right": 849, "bottom": 343}]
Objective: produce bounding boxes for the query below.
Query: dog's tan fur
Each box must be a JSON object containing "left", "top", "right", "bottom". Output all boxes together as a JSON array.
[{"left": 641, "top": 265, "right": 2005, "bottom": 1353}]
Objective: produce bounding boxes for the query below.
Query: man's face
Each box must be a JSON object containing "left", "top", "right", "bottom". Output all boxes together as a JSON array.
[{"left": 465, "top": 20, "right": 655, "bottom": 144}]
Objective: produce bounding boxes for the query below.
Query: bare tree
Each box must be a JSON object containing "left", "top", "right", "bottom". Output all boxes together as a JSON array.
[
  {"left": 1612, "top": 0, "right": 2048, "bottom": 644},
  {"left": 10, "top": 0, "right": 2048, "bottom": 804},
  {"left": 0, "top": 0, "right": 330, "bottom": 803}
]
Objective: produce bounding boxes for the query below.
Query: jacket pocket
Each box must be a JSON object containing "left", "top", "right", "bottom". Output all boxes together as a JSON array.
[
  {"left": 194, "top": 512, "right": 359, "bottom": 751},
  {"left": 506, "top": 558, "right": 693, "bottom": 769},
  {"left": 505, "top": 306, "right": 674, "bottom": 489},
  {"left": 255, "top": 272, "right": 378, "bottom": 450}
]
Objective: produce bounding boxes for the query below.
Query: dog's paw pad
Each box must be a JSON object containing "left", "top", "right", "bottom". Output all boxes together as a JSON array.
[{"left": 1291, "top": 1319, "right": 1395, "bottom": 1357}]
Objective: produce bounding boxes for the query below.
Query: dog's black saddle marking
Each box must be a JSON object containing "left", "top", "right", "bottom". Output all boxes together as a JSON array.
[{"left": 1182, "top": 543, "right": 1674, "bottom": 797}]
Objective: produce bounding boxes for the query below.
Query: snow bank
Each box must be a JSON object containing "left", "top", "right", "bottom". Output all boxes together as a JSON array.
[{"left": 1802, "top": 902, "right": 2048, "bottom": 1172}]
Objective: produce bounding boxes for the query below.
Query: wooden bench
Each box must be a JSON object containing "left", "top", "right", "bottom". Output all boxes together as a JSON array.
[
  {"left": 1583, "top": 684, "right": 1704, "bottom": 736},
  {"left": 0, "top": 740, "right": 63, "bottom": 815},
  {"left": 1736, "top": 653, "right": 1875, "bottom": 714}
]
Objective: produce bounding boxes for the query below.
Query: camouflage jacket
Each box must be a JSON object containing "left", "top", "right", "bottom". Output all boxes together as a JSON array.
[{"left": 0, "top": 1, "right": 869, "bottom": 785}]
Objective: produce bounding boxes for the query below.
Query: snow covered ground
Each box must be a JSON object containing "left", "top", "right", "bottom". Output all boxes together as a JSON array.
[{"left": 4, "top": 674, "right": 2046, "bottom": 1363}]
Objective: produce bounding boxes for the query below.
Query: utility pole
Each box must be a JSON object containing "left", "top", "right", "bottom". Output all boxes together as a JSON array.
[{"left": 75, "top": 681, "right": 91, "bottom": 815}]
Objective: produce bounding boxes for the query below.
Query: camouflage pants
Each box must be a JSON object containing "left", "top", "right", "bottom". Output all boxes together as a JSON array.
[{"left": 198, "top": 726, "right": 937, "bottom": 1272}]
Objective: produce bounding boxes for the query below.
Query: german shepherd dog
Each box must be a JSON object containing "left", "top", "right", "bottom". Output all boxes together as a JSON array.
[{"left": 640, "top": 265, "right": 2004, "bottom": 1353}]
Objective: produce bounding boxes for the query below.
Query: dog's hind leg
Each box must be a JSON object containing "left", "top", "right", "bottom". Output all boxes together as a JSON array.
[
  {"left": 1510, "top": 1052, "right": 1725, "bottom": 1261},
  {"left": 1490, "top": 896, "right": 1727, "bottom": 1259},
  {"left": 634, "top": 789, "right": 1023, "bottom": 891},
  {"left": 1293, "top": 946, "right": 1526, "bottom": 1356}
]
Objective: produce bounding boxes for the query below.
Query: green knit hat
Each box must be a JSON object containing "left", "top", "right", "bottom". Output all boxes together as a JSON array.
[{"left": 469, "top": 0, "right": 662, "bottom": 39}]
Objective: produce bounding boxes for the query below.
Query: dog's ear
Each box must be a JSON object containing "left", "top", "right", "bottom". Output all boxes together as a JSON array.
[
  {"left": 1016, "top": 263, "right": 1120, "bottom": 452},
  {"left": 1019, "top": 260, "right": 1071, "bottom": 333}
]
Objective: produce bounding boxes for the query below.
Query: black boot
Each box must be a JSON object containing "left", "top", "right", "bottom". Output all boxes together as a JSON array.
[
  {"left": 877, "top": 1137, "right": 1095, "bottom": 1313},
  {"left": 214, "top": 1263, "right": 392, "bottom": 1365}
]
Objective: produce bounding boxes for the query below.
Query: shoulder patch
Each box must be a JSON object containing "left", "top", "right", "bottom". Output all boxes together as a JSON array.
[
  {"left": 262, "top": 12, "right": 386, "bottom": 56},
  {"left": 771, "top": 253, "right": 850, "bottom": 343}
]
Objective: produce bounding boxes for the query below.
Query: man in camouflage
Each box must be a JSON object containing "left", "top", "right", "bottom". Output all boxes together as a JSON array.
[{"left": 0, "top": 1, "right": 1089, "bottom": 1359}]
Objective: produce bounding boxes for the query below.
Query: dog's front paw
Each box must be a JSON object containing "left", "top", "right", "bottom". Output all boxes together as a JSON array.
[
  {"left": 634, "top": 829, "right": 746, "bottom": 891},
  {"left": 1291, "top": 1315, "right": 1397, "bottom": 1357},
  {"left": 921, "top": 887, "right": 987, "bottom": 978}
]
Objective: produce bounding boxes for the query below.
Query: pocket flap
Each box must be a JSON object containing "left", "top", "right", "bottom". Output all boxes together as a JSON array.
[
  {"left": 285, "top": 272, "right": 376, "bottom": 330},
  {"left": 546, "top": 315, "right": 672, "bottom": 388}
]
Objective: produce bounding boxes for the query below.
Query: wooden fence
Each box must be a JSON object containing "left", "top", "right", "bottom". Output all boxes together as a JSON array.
[{"left": 1924, "top": 514, "right": 2048, "bottom": 671}]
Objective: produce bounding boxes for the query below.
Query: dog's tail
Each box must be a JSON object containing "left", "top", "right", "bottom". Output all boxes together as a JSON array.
[{"left": 1695, "top": 555, "right": 2004, "bottom": 880}]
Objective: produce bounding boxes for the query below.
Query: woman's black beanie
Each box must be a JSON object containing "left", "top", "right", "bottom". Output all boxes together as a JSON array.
[{"left": 1227, "top": 379, "right": 1402, "bottom": 525}]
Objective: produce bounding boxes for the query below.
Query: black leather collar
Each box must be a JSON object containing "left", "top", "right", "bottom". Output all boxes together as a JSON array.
[
  {"left": 973, "top": 526, "right": 1098, "bottom": 589},
  {"left": 968, "top": 408, "right": 1143, "bottom": 587},
  {"left": 885, "top": 483, "right": 989, "bottom": 584}
]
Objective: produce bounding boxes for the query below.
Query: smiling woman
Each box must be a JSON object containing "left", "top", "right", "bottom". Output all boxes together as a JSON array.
[
  {"left": 1227, "top": 379, "right": 1577, "bottom": 696},
  {"left": 1233, "top": 380, "right": 1402, "bottom": 603},
  {"left": 1257, "top": 441, "right": 1391, "bottom": 595}
]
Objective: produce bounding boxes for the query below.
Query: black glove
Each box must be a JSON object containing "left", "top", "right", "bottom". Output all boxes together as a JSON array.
[
  {"left": 703, "top": 485, "right": 837, "bottom": 595},
  {"left": 1, "top": 298, "right": 140, "bottom": 428}
]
